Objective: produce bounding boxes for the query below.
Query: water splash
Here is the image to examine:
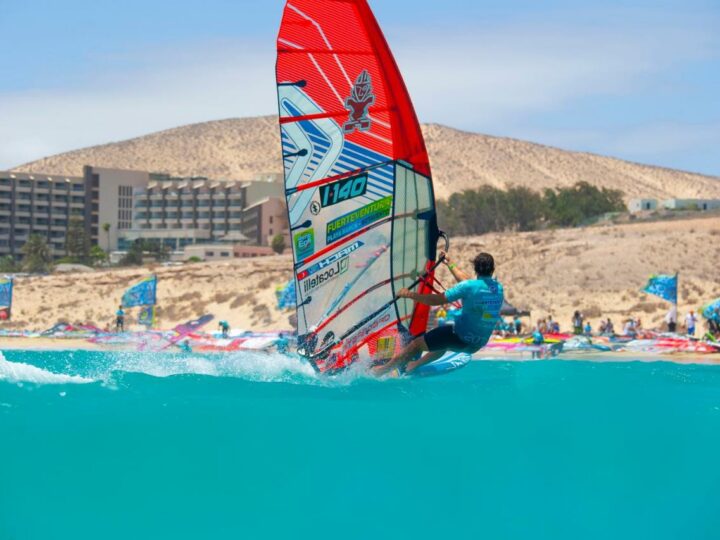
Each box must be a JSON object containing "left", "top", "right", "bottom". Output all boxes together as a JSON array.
[
  {"left": 0, "top": 352, "right": 96, "bottom": 385},
  {"left": 0, "top": 348, "right": 385, "bottom": 389},
  {"left": 107, "top": 350, "right": 322, "bottom": 385}
]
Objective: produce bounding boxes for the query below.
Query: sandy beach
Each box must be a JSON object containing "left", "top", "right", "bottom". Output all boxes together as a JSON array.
[{"left": 2, "top": 214, "right": 716, "bottom": 335}]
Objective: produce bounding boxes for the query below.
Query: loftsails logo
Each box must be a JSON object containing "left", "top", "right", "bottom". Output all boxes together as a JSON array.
[
  {"left": 301, "top": 258, "right": 349, "bottom": 294},
  {"left": 344, "top": 70, "right": 375, "bottom": 134}
]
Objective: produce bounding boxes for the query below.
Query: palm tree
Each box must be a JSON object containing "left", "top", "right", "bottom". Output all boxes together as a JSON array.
[
  {"left": 271, "top": 234, "right": 286, "bottom": 255},
  {"left": 22, "top": 234, "right": 52, "bottom": 273},
  {"left": 102, "top": 223, "right": 111, "bottom": 253}
]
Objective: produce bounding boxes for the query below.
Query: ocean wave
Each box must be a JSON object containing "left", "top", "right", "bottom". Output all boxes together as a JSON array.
[
  {"left": 0, "top": 352, "right": 96, "bottom": 385},
  {"left": 0, "top": 349, "right": 383, "bottom": 390},
  {"left": 103, "top": 350, "right": 327, "bottom": 386}
]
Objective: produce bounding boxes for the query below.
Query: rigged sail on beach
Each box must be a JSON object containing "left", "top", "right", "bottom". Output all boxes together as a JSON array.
[
  {"left": 0, "top": 277, "right": 13, "bottom": 320},
  {"left": 276, "top": 0, "right": 442, "bottom": 373}
]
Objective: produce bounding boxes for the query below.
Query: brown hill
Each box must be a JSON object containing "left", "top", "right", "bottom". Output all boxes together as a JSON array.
[{"left": 13, "top": 116, "right": 720, "bottom": 201}]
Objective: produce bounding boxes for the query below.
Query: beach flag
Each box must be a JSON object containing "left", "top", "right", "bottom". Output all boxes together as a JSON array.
[
  {"left": 0, "top": 277, "right": 13, "bottom": 320},
  {"left": 122, "top": 275, "right": 157, "bottom": 308},
  {"left": 702, "top": 298, "right": 720, "bottom": 320},
  {"left": 277, "top": 280, "right": 297, "bottom": 310},
  {"left": 642, "top": 274, "right": 678, "bottom": 304},
  {"left": 138, "top": 305, "right": 156, "bottom": 327}
]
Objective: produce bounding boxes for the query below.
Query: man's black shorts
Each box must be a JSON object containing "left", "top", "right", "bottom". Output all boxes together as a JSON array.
[{"left": 424, "top": 325, "right": 480, "bottom": 354}]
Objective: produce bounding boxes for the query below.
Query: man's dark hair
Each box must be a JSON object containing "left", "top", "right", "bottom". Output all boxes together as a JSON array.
[{"left": 473, "top": 253, "right": 495, "bottom": 277}]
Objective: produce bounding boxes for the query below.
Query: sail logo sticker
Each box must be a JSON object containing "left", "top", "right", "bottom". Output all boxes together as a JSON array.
[
  {"left": 300, "top": 257, "right": 349, "bottom": 295},
  {"left": 374, "top": 336, "right": 396, "bottom": 360},
  {"left": 326, "top": 196, "right": 392, "bottom": 243},
  {"left": 294, "top": 228, "right": 315, "bottom": 260},
  {"left": 342, "top": 311, "right": 393, "bottom": 353},
  {"left": 344, "top": 70, "right": 375, "bottom": 134},
  {"left": 319, "top": 174, "right": 368, "bottom": 208},
  {"left": 297, "top": 241, "right": 364, "bottom": 281}
]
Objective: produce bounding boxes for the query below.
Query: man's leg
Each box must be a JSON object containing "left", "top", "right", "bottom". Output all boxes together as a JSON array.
[
  {"left": 404, "top": 350, "right": 445, "bottom": 374},
  {"left": 373, "top": 335, "right": 428, "bottom": 375}
]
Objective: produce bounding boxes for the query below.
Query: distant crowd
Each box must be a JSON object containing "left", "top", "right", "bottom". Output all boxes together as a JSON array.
[{"left": 431, "top": 304, "right": 720, "bottom": 342}]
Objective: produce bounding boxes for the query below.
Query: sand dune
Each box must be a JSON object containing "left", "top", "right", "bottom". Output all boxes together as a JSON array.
[
  {"left": 14, "top": 116, "right": 720, "bottom": 201},
  {"left": 4, "top": 215, "right": 718, "bottom": 334}
]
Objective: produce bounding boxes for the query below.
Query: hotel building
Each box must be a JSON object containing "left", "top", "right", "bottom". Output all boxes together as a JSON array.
[{"left": 0, "top": 167, "right": 288, "bottom": 260}]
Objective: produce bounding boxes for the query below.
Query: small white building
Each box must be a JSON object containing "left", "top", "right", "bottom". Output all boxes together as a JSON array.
[
  {"left": 628, "top": 199, "right": 658, "bottom": 213},
  {"left": 662, "top": 199, "right": 720, "bottom": 211},
  {"left": 183, "top": 244, "right": 236, "bottom": 262}
]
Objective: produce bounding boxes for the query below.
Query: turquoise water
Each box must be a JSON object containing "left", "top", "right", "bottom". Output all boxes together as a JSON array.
[{"left": 2, "top": 350, "right": 720, "bottom": 540}]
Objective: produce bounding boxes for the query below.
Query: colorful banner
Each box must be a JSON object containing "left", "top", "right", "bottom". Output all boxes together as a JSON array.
[
  {"left": 276, "top": 280, "right": 297, "bottom": 310},
  {"left": 122, "top": 275, "right": 157, "bottom": 308},
  {"left": 0, "top": 277, "right": 12, "bottom": 309},
  {"left": 642, "top": 274, "right": 677, "bottom": 304},
  {"left": 138, "top": 306, "right": 156, "bottom": 327}
]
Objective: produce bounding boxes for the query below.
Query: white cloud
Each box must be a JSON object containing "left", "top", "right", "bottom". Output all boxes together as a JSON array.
[
  {"left": 0, "top": 41, "right": 278, "bottom": 169},
  {"left": 393, "top": 14, "right": 719, "bottom": 130},
  {"left": 1, "top": 10, "right": 718, "bottom": 171}
]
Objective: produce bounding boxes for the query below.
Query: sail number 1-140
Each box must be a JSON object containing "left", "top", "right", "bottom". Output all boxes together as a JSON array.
[{"left": 320, "top": 174, "right": 368, "bottom": 208}]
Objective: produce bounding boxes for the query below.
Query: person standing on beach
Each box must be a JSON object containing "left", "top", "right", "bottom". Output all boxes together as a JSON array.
[
  {"left": 685, "top": 311, "right": 698, "bottom": 337},
  {"left": 436, "top": 305, "right": 448, "bottom": 327},
  {"left": 572, "top": 311, "right": 584, "bottom": 335},
  {"left": 219, "top": 320, "right": 230, "bottom": 338},
  {"left": 373, "top": 252, "right": 504, "bottom": 376},
  {"left": 665, "top": 305, "right": 678, "bottom": 334},
  {"left": 115, "top": 306, "right": 125, "bottom": 333},
  {"left": 513, "top": 315, "right": 523, "bottom": 335},
  {"left": 623, "top": 318, "right": 637, "bottom": 338},
  {"left": 605, "top": 318, "right": 615, "bottom": 336}
]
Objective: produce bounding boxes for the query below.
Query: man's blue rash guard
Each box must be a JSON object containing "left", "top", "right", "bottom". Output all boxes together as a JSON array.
[{"left": 445, "top": 277, "right": 504, "bottom": 347}]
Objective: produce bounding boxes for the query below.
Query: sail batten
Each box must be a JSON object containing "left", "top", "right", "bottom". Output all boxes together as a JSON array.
[{"left": 276, "top": 0, "right": 440, "bottom": 373}]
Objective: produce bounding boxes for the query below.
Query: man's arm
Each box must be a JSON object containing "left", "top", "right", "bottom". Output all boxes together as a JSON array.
[
  {"left": 397, "top": 288, "right": 447, "bottom": 306},
  {"left": 440, "top": 251, "right": 472, "bottom": 283}
]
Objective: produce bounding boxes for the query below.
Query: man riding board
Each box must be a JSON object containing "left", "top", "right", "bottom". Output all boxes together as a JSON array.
[{"left": 374, "top": 251, "right": 504, "bottom": 376}]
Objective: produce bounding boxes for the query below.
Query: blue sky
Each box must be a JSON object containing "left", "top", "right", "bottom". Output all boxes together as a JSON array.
[{"left": 1, "top": 0, "right": 719, "bottom": 176}]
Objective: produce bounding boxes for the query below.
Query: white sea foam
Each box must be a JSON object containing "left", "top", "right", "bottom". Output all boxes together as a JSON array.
[
  {"left": 0, "top": 353, "right": 96, "bottom": 385},
  {"left": 109, "top": 350, "right": 322, "bottom": 385},
  {"left": 0, "top": 349, "right": 375, "bottom": 389}
]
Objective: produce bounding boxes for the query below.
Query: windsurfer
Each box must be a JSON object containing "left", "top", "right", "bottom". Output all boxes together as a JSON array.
[{"left": 373, "top": 252, "right": 504, "bottom": 376}]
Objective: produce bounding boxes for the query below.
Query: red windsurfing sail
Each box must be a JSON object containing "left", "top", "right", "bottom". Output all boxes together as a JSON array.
[{"left": 276, "top": 0, "right": 441, "bottom": 373}]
